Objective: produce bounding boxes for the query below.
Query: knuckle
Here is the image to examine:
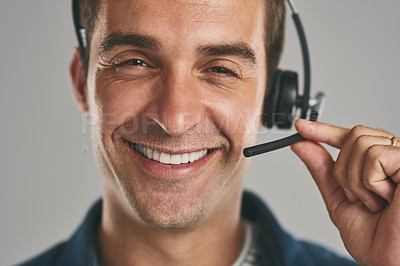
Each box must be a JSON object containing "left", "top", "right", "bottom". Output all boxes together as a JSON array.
[
  {"left": 354, "top": 135, "right": 369, "bottom": 149},
  {"left": 366, "top": 144, "right": 384, "bottom": 160},
  {"left": 363, "top": 177, "right": 374, "bottom": 190},
  {"left": 348, "top": 125, "right": 366, "bottom": 140}
]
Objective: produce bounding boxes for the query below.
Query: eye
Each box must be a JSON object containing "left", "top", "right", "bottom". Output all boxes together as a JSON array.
[
  {"left": 211, "top": 67, "right": 231, "bottom": 74},
  {"left": 206, "top": 66, "right": 238, "bottom": 78},
  {"left": 108, "top": 54, "right": 159, "bottom": 79},
  {"left": 116, "top": 58, "right": 148, "bottom": 67}
]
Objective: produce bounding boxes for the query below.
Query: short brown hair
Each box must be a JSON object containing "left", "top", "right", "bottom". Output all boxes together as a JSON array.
[
  {"left": 78, "top": 0, "right": 285, "bottom": 91},
  {"left": 264, "top": 0, "right": 286, "bottom": 91},
  {"left": 78, "top": 0, "right": 102, "bottom": 75}
]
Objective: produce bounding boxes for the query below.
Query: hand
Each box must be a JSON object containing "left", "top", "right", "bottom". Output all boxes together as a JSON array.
[{"left": 291, "top": 119, "right": 400, "bottom": 266}]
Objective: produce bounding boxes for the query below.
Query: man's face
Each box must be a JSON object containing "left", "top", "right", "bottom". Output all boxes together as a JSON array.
[{"left": 84, "top": 0, "right": 267, "bottom": 229}]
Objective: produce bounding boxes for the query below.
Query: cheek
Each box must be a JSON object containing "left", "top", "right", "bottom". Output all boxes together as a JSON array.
[
  {"left": 205, "top": 79, "right": 265, "bottom": 150},
  {"left": 90, "top": 76, "right": 154, "bottom": 139}
]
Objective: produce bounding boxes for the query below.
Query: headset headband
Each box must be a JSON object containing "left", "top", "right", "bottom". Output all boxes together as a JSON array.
[
  {"left": 72, "top": 0, "right": 86, "bottom": 49},
  {"left": 286, "top": 0, "right": 310, "bottom": 120}
]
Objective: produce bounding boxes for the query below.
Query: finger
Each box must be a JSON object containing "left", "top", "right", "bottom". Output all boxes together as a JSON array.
[
  {"left": 327, "top": 125, "right": 392, "bottom": 204},
  {"left": 385, "top": 184, "right": 400, "bottom": 219},
  {"left": 343, "top": 188, "right": 359, "bottom": 203},
  {"left": 291, "top": 140, "right": 347, "bottom": 218},
  {"left": 295, "top": 119, "right": 393, "bottom": 149},
  {"left": 294, "top": 120, "right": 395, "bottom": 206},
  {"left": 294, "top": 119, "right": 349, "bottom": 149},
  {"left": 347, "top": 135, "right": 390, "bottom": 212},
  {"left": 364, "top": 145, "right": 400, "bottom": 203}
]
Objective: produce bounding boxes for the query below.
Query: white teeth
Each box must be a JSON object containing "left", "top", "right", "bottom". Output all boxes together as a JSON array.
[
  {"left": 153, "top": 150, "right": 160, "bottom": 161},
  {"left": 170, "top": 154, "right": 182, "bottom": 165},
  {"left": 181, "top": 153, "right": 189, "bottom": 164},
  {"left": 189, "top": 152, "right": 197, "bottom": 163},
  {"left": 147, "top": 149, "right": 153, "bottom": 160},
  {"left": 159, "top": 152, "right": 170, "bottom": 164},
  {"left": 134, "top": 144, "right": 209, "bottom": 165},
  {"left": 144, "top": 148, "right": 153, "bottom": 160}
]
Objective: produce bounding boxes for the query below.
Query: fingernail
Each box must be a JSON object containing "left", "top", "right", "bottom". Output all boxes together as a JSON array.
[
  {"left": 344, "top": 189, "right": 358, "bottom": 202},
  {"left": 364, "top": 201, "right": 376, "bottom": 212}
]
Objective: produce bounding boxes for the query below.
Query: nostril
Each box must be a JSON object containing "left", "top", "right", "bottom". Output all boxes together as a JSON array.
[{"left": 145, "top": 110, "right": 201, "bottom": 137}]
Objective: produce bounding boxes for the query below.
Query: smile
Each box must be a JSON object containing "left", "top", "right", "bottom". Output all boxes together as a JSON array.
[{"left": 127, "top": 142, "right": 211, "bottom": 165}]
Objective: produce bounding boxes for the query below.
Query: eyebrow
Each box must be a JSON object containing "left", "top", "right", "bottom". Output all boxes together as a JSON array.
[
  {"left": 197, "top": 43, "right": 257, "bottom": 65},
  {"left": 99, "top": 33, "right": 257, "bottom": 65},
  {"left": 100, "top": 33, "right": 162, "bottom": 54}
]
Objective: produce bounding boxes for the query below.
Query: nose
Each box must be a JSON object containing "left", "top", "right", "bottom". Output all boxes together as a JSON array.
[{"left": 145, "top": 70, "right": 203, "bottom": 136}]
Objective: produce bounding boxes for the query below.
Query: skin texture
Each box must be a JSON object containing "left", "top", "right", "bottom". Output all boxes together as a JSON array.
[
  {"left": 70, "top": 0, "right": 266, "bottom": 265},
  {"left": 69, "top": 0, "right": 400, "bottom": 265}
]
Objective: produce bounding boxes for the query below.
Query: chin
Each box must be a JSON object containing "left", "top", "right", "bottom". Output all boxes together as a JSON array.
[
  {"left": 127, "top": 191, "right": 212, "bottom": 230},
  {"left": 120, "top": 177, "right": 221, "bottom": 230}
]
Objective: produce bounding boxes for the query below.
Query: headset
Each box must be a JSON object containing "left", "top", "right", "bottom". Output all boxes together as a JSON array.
[
  {"left": 72, "top": 0, "right": 326, "bottom": 158},
  {"left": 244, "top": 0, "right": 326, "bottom": 157}
]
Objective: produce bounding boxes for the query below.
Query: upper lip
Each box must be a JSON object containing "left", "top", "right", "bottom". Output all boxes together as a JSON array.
[{"left": 123, "top": 139, "right": 221, "bottom": 154}]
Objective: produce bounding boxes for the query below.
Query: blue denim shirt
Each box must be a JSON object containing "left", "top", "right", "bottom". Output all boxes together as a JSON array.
[{"left": 18, "top": 191, "right": 359, "bottom": 266}]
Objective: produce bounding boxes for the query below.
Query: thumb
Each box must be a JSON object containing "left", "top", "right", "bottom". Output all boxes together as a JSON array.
[{"left": 291, "top": 140, "right": 347, "bottom": 216}]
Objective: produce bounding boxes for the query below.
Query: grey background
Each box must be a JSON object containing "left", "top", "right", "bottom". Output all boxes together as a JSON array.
[{"left": 1, "top": 1, "right": 399, "bottom": 265}]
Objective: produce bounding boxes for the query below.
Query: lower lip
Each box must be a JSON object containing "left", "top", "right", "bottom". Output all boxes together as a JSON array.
[{"left": 125, "top": 141, "right": 219, "bottom": 179}]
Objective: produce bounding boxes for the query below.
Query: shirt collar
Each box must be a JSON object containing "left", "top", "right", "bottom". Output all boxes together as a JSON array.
[
  {"left": 58, "top": 198, "right": 102, "bottom": 266},
  {"left": 60, "top": 191, "right": 284, "bottom": 266}
]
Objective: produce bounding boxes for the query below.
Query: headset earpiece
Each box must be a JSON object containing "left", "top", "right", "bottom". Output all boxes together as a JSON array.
[
  {"left": 264, "top": 70, "right": 282, "bottom": 128},
  {"left": 264, "top": 70, "right": 299, "bottom": 129},
  {"left": 245, "top": 0, "right": 327, "bottom": 157}
]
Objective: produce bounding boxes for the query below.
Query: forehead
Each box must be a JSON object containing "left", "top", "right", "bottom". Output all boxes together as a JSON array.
[
  {"left": 100, "top": 0, "right": 265, "bottom": 22},
  {"left": 93, "top": 0, "right": 266, "bottom": 52}
]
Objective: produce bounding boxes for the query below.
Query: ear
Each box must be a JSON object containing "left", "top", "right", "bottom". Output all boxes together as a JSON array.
[{"left": 69, "top": 48, "right": 89, "bottom": 116}]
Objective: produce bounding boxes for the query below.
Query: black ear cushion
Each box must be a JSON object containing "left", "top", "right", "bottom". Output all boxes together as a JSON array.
[
  {"left": 276, "top": 71, "right": 298, "bottom": 129},
  {"left": 263, "top": 70, "right": 298, "bottom": 129},
  {"left": 264, "top": 70, "right": 283, "bottom": 128}
]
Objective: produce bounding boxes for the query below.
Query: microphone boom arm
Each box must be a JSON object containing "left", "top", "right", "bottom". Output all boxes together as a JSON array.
[{"left": 243, "top": 92, "right": 326, "bottom": 157}]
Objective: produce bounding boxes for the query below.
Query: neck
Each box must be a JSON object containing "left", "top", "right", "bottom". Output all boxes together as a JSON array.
[{"left": 98, "top": 180, "right": 245, "bottom": 266}]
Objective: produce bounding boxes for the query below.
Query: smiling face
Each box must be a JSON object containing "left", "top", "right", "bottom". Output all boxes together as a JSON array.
[{"left": 74, "top": 0, "right": 267, "bottom": 230}]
